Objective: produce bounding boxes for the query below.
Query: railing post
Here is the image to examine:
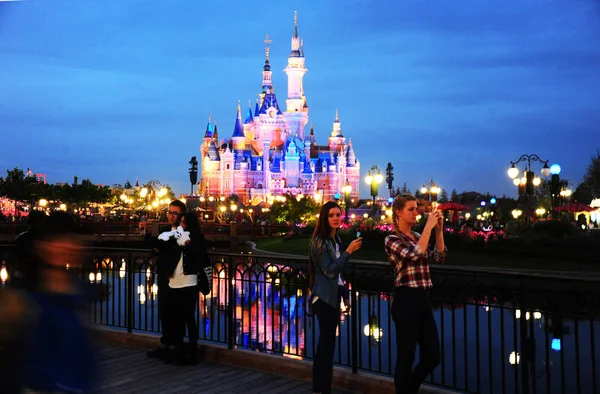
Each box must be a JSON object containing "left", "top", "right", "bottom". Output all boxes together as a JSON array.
[
  {"left": 519, "top": 288, "right": 531, "bottom": 394},
  {"left": 227, "top": 256, "right": 236, "bottom": 350},
  {"left": 126, "top": 249, "right": 134, "bottom": 333},
  {"left": 350, "top": 268, "right": 359, "bottom": 373}
]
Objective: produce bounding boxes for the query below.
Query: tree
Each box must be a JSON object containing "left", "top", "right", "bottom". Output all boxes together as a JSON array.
[
  {"left": 574, "top": 150, "right": 600, "bottom": 203},
  {"left": 572, "top": 182, "right": 593, "bottom": 204},
  {"left": 450, "top": 189, "right": 458, "bottom": 202},
  {"left": 124, "top": 180, "right": 133, "bottom": 189},
  {"left": 438, "top": 189, "right": 448, "bottom": 203},
  {"left": 267, "top": 193, "right": 320, "bottom": 225}
]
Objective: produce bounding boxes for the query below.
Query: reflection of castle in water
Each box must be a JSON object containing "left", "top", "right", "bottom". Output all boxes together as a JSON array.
[{"left": 209, "top": 264, "right": 306, "bottom": 357}]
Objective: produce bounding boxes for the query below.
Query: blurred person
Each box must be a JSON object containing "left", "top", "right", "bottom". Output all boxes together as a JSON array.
[
  {"left": 0, "top": 211, "right": 98, "bottom": 393},
  {"left": 308, "top": 201, "right": 362, "bottom": 394},
  {"left": 13, "top": 210, "right": 47, "bottom": 289},
  {"left": 145, "top": 199, "right": 186, "bottom": 360},
  {"left": 384, "top": 194, "right": 446, "bottom": 394}
]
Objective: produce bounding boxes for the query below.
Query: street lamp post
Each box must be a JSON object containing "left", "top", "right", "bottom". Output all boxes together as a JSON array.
[
  {"left": 420, "top": 178, "right": 441, "bottom": 202},
  {"left": 507, "top": 154, "right": 551, "bottom": 221},
  {"left": 189, "top": 156, "right": 198, "bottom": 195},
  {"left": 365, "top": 165, "right": 384, "bottom": 218},
  {"left": 342, "top": 179, "right": 352, "bottom": 223}
]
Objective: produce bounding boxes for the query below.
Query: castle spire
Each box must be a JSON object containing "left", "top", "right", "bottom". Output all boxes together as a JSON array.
[
  {"left": 290, "top": 11, "right": 302, "bottom": 57},
  {"left": 262, "top": 34, "right": 274, "bottom": 93},
  {"left": 265, "top": 33, "right": 272, "bottom": 62},
  {"left": 232, "top": 100, "right": 244, "bottom": 137},
  {"left": 330, "top": 109, "right": 343, "bottom": 137},
  {"left": 294, "top": 10, "right": 298, "bottom": 38},
  {"left": 245, "top": 100, "right": 253, "bottom": 124},
  {"left": 204, "top": 114, "right": 213, "bottom": 138}
]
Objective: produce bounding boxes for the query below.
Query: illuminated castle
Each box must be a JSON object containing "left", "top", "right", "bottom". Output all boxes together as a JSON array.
[{"left": 199, "top": 12, "right": 360, "bottom": 204}]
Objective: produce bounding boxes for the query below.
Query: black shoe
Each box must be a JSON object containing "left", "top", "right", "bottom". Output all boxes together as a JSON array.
[
  {"left": 162, "top": 348, "right": 178, "bottom": 364},
  {"left": 147, "top": 347, "right": 167, "bottom": 359},
  {"left": 174, "top": 353, "right": 198, "bottom": 366}
]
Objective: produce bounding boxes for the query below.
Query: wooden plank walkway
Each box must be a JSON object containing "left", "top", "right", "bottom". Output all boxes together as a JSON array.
[{"left": 95, "top": 345, "right": 356, "bottom": 394}]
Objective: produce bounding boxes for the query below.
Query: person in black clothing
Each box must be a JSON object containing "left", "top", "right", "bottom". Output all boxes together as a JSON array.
[
  {"left": 146, "top": 199, "right": 186, "bottom": 360},
  {"left": 166, "top": 212, "right": 209, "bottom": 365}
]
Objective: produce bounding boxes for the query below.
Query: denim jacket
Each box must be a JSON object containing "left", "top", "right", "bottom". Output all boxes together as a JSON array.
[{"left": 310, "top": 234, "right": 350, "bottom": 308}]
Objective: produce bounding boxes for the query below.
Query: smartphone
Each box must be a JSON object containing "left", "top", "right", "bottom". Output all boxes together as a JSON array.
[{"left": 356, "top": 231, "right": 361, "bottom": 238}]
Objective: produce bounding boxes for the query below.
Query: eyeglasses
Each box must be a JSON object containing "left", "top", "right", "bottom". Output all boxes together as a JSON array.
[{"left": 167, "top": 211, "right": 181, "bottom": 216}]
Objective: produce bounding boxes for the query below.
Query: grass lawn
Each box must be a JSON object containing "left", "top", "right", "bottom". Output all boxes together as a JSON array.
[{"left": 253, "top": 236, "right": 600, "bottom": 273}]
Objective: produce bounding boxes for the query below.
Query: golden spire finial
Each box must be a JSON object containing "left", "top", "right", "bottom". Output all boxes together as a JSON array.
[
  {"left": 208, "top": 113, "right": 211, "bottom": 122},
  {"left": 237, "top": 100, "right": 241, "bottom": 112},
  {"left": 248, "top": 99, "right": 251, "bottom": 108},
  {"left": 294, "top": 10, "right": 298, "bottom": 26},
  {"left": 335, "top": 108, "right": 339, "bottom": 122},
  {"left": 264, "top": 33, "right": 272, "bottom": 60}
]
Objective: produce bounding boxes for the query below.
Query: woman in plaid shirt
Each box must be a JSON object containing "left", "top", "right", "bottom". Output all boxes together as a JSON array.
[{"left": 384, "top": 194, "right": 446, "bottom": 394}]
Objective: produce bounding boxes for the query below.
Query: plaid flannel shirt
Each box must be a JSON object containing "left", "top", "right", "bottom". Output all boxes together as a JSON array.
[{"left": 384, "top": 231, "right": 446, "bottom": 289}]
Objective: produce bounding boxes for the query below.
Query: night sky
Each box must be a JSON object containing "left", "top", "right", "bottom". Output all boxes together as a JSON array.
[{"left": 1, "top": 0, "right": 599, "bottom": 197}]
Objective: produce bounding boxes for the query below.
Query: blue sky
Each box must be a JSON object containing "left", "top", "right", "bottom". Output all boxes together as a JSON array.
[{"left": 1, "top": 0, "right": 599, "bottom": 197}]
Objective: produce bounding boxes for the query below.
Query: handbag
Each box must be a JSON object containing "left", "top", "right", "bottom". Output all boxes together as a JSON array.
[{"left": 198, "top": 266, "right": 212, "bottom": 295}]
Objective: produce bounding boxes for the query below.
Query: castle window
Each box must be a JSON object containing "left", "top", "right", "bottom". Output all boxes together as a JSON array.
[
  {"left": 225, "top": 180, "right": 230, "bottom": 189},
  {"left": 226, "top": 164, "right": 231, "bottom": 170}
]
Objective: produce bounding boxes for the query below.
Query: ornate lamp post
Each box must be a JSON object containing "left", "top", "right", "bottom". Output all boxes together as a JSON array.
[
  {"left": 420, "top": 178, "right": 441, "bottom": 202},
  {"left": 342, "top": 179, "right": 352, "bottom": 223},
  {"left": 507, "top": 154, "right": 551, "bottom": 221},
  {"left": 365, "top": 165, "right": 384, "bottom": 217},
  {"left": 189, "top": 156, "right": 198, "bottom": 195}
]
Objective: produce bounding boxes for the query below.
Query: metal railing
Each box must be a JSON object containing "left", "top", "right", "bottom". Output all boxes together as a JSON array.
[{"left": 0, "top": 245, "right": 598, "bottom": 394}]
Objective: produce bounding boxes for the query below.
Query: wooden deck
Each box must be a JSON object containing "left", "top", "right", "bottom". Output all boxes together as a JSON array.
[{"left": 96, "top": 345, "right": 356, "bottom": 394}]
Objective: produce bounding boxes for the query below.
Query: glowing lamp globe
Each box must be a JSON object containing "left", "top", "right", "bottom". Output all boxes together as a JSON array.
[
  {"left": 507, "top": 165, "right": 519, "bottom": 179},
  {"left": 550, "top": 164, "right": 561, "bottom": 175},
  {"left": 541, "top": 163, "right": 551, "bottom": 177}
]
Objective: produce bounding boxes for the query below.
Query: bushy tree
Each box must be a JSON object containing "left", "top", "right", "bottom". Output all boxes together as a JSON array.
[
  {"left": 573, "top": 150, "right": 600, "bottom": 203},
  {"left": 267, "top": 193, "right": 320, "bottom": 224},
  {"left": 438, "top": 189, "right": 448, "bottom": 203},
  {"left": 450, "top": 189, "right": 458, "bottom": 201}
]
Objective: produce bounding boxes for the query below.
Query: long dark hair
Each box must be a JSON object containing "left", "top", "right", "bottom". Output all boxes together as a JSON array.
[
  {"left": 181, "top": 212, "right": 201, "bottom": 236},
  {"left": 308, "top": 201, "right": 342, "bottom": 290}
]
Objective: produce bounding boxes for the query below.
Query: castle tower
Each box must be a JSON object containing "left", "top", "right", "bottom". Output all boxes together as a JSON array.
[
  {"left": 284, "top": 11, "right": 309, "bottom": 140},
  {"left": 328, "top": 109, "right": 346, "bottom": 151}
]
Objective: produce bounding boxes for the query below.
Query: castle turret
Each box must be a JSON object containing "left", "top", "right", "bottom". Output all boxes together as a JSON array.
[
  {"left": 231, "top": 101, "right": 245, "bottom": 150},
  {"left": 346, "top": 138, "right": 357, "bottom": 166},
  {"left": 213, "top": 121, "right": 219, "bottom": 145},
  {"left": 328, "top": 109, "right": 346, "bottom": 151},
  {"left": 201, "top": 115, "right": 213, "bottom": 160}
]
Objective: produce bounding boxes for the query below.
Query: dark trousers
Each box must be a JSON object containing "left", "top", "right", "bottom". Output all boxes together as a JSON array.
[
  {"left": 157, "top": 281, "right": 169, "bottom": 346},
  {"left": 391, "top": 287, "right": 441, "bottom": 394},
  {"left": 167, "top": 285, "right": 198, "bottom": 354},
  {"left": 312, "top": 299, "right": 339, "bottom": 394}
]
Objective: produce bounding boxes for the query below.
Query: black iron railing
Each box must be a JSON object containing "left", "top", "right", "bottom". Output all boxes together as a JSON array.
[{"left": 0, "top": 245, "right": 599, "bottom": 394}]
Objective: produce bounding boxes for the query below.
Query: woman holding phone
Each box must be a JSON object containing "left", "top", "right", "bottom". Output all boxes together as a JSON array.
[
  {"left": 384, "top": 194, "right": 446, "bottom": 394},
  {"left": 309, "top": 201, "right": 362, "bottom": 394}
]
